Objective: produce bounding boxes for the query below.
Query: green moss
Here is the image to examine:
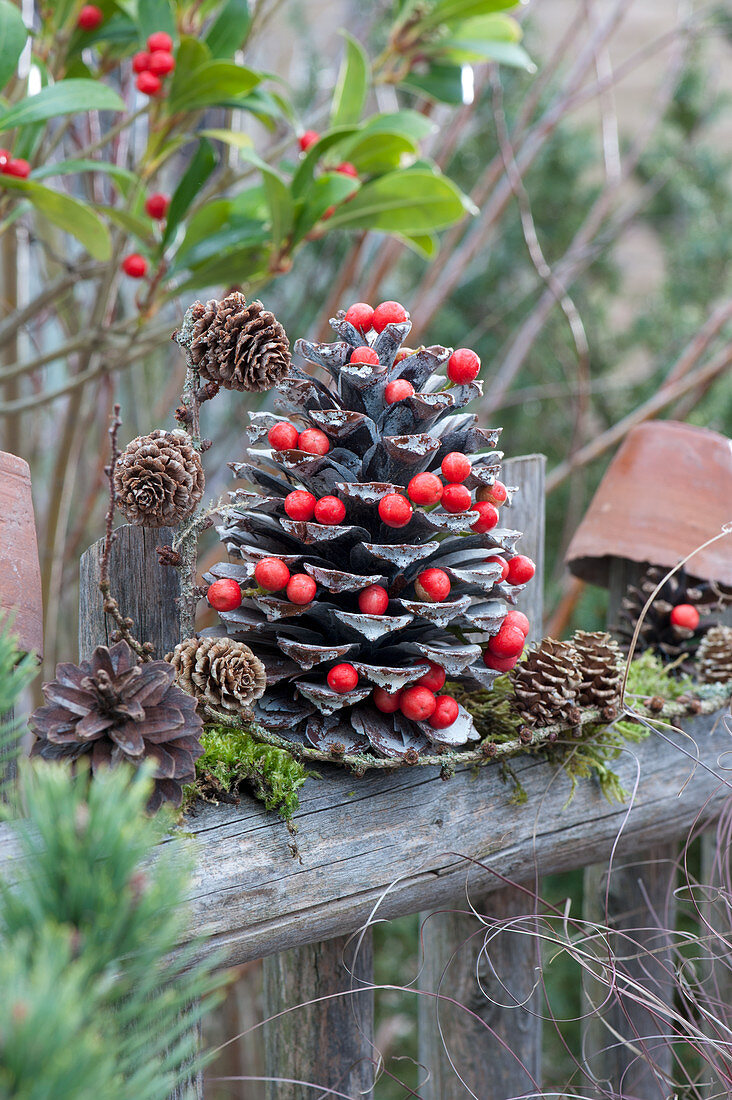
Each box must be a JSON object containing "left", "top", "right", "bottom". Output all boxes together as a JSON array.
[{"left": 624, "top": 650, "right": 695, "bottom": 700}]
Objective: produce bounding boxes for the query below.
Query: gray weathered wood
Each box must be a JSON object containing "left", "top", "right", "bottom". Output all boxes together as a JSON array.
[
  {"left": 418, "top": 454, "right": 545, "bottom": 1097},
  {"left": 0, "top": 709, "right": 16, "bottom": 801}
]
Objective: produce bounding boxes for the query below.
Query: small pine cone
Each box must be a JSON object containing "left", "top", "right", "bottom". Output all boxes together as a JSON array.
[
  {"left": 512, "top": 639, "right": 581, "bottom": 727},
  {"left": 572, "top": 630, "right": 624, "bottom": 711},
  {"left": 695, "top": 625, "right": 732, "bottom": 684},
  {"left": 169, "top": 636, "right": 267, "bottom": 713},
  {"left": 114, "top": 429, "right": 204, "bottom": 528},
  {"left": 175, "top": 292, "right": 291, "bottom": 392}
]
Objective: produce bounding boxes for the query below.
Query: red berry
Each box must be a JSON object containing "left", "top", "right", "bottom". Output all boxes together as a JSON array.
[
  {"left": 487, "top": 621, "right": 526, "bottom": 659},
  {"left": 78, "top": 4, "right": 103, "bottom": 30},
  {"left": 286, "top": 573, "right": 317, "bottom": 605},
  {"left": 414, "top": 568, "right": 451, "bottom": 603},
  {"left": 506, "top": 555, "right": 535, "bottom": 585},
  {"left": 284, "top": 490, "right": 316, "bottom": 522},
  {"left": 350, "top": 346, "right": 380, "bottom": 366},
  {"left": 400, "top": 685, "right": 437, "bottom": 722},
  {"left": 429, "top": 695, "right": 459, "bottom": 730},
  {"left": 136, "top": 71, "right": 162, "bottom": 96},
  {"left": 393, "top": 347, "right": 413, "bottom": 364},
  {"left": 268, "top": 421, "right": 299, "bottom": 450},
  {"left": 336, "top": 162, "right": 358, "bottom": 177},
  {"left": 441, "top": 452, "right": 471, "bottom": 482},
  {"left": 132, "top": 51, "right": 152, "bottom": 73},
  {"left": 407, "top": 472, "right": 443, "bottom": 506},
  {"left": 384, "top": 379, "right": 414, "bottom": 404},
  {"left": 3, "top": 159, "right": 30, "bottom": 179},
  {"left": 483, "top": 652, "right": 518, "bottom": 672},
  {"left": 442, "top": 483, "right": 472, "bottom": 513},
  {"left": 670, "top": 603, "right": 700, "bottom": 630},
  {"left": 373, "top": 686, "right": 402, "bottom": 713},
  {"left": 447, "top": 348, "right": 481, "bottom": 384},
  {"left": 327, "top": 663, "right": 359, "bottom": 693},
  {"left": 298, "top": 428, "right": 330, "bottom": 455},
  {"left": 121, "top": 253, "right": 147, "bottom": 278},
  {"left": 147, "top": 31, "right": 173, "bottom": 52},
  {"left": 314, "top": 496, "right": 346, "bottom": 525},
  {"left": 378, "top": 493, "right": 412, "bottom": 529},
  {"left": 477, "top": 480, "right": 507, "bottom": 505},
  {"left": 0, "top": 149, "right": 9, "bottom": 167},
  {"left": 505, "top": 610, "right": 530, "bottom": 637},
  {"left": 372, "top": 301, "right": 408, "bottom": 333},
  {"left": 206, "top": 577, "right": 242, "bottom": 612},
  {"left": 298, "top": 130, "right": 320, "bottom": 152},
  {"left": 254, "top": 557, "right": 291, "bottom": 592},
  {"left": 145, "top": 192, "right": 169, "bottom": 219},
  {"left": 416, "top": 662, "right": 446, "bottom": 693},
  {"left": 358, "top": 585, "right": 389, "bottom": 615},
  {"left": 148, "top": 50, "right": 176, "bottom": 76},
  {"left": 344, "top": 303, "right": 374, "bottom": 333},
  {"left": 471, "top": 501, "right": 499, "bottom": 533},
  {"left": 486, "top": 555, "right": 509, "bottom": 582}
]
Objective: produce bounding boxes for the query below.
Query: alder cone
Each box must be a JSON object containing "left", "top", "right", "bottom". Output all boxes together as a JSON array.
[
  {"left": 175, "top": 291, "right": 291, "bottom": 392},
  {"left": 512, "top": 639, "right": 581, "bottom": 727},
  {"left": 572, "top": 630, "right": 623, "bottom": 711},
  {"left": 114, "top": 428, "right": 204, "bottom": 528},
  {"left": 29, "top": 641, "right": 203, "bottom": 811},
  {"left": 695, "top": 625, "right": 732, "bottom": 684},
  {"left": 169, "top": 635, "right": 266, "bottom": 713}
]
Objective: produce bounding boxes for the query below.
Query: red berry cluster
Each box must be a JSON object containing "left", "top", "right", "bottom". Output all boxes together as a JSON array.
[
  {"left": 268, "top": 421, "right": 330, "bottom": 456},
  {"left": 0, "top": 149, "right": 30, "bottom": 179},
  {"left": 373, "top": 663, "right": 459, "bottom": 730},
  {"left": 482, "top": 608, "right": 532, "bottom": 671},
  {"left": 133, "top": 33, "right": 176, "bottom": 97},
  {"left": 253, "top": 558, "right": 317, "bottom": 605},
  {"left": 297, "top": 132, "right": 360, "bottom": 220},
  {"left": 344, "top": 300, "right": 409, "bottom": 335}
]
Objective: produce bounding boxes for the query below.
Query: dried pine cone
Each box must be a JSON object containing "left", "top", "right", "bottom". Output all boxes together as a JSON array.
[
  {"left": 512, "top": 639, "right": 581, "bottom": 727},
  {"left": 695, "top": 625, "right": 732, "bottom": 684},
  {"left": 114, "top": 429, "right": 204, "bottom": 528},
  {"left": 169, "top": 635, "right": 267, "bottom": 714},
  {"left": 175, "top": 292, "right": 291, "bottom": 392},
  {"left": 572, "top": 630, "right": 624, "bottom": 712},
  {"left": 29, "top": 641, "right": 203, "bottom": 811}
]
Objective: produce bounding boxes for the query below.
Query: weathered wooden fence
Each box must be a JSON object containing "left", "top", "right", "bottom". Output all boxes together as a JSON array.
[{"left": 2, "top": 452, "right": 730, "bottom": 1099}]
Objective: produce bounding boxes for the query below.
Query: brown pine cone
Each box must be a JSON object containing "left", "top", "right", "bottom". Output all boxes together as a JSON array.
[
  {"left": 174, "top": 292, "right": 291, "bottom": 392},
  {"left": 512, "top": 638, "right": 581, "bottom": 727},
  {"left": 572, "top": 630, "right": 624, "bottom": 711},
  {"left": 169, "top": 635, "right": 267, "bottom": 714},
  {"left": 114, "top": 429, "right": 204, "bottom": 528},
  {"left": 695, "top": 625, "right": 732, "bottom": 684},
  {"left": 29, "top": 641, "right": 204, "bottom": 811}
]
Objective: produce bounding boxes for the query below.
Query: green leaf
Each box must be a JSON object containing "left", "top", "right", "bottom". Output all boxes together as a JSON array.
[
  {"left": 200, "top": 128, "right": 253, "bottom": 150},
  {"left": 0, "top": 80, "right": 125, "bottom": 133},
  {"left": 177, "top": 244, "right": 267, "bottom": 290},
  {"left": 354, "top": 109, "right": 435, "bottom": 142},
  {"left": 454, "top": 13, "right": 522, "bottom": 41},
  {"left": 167, "top": 36, "right": 210, "bottom": 106},
  {"left": 162, "top": 138, "right": 217, "bottom": 248},
  {"left": 32, "top": 158, "right": 137, "bottom": 193},
  {"left": 237, "top": 148, "right": 293, "bottom": 248},
  {"left": 337, "top": 132, "right": 417, "bottom": 175},
  {"left": 399, "top": 63, "right": 466, "bottom": 104},
  {"left": 0, "top": 0, "right": 27, "bottom": 91},
  {"left": 292, "top": 172, "right": 360, "bottom": 243},
  {"left": 291, "top": 125, "right": 360, "bottom": 198},
  {"left": 330, "top": 32, "right": 369, "bottom": 128},
  {"left": 168, "top": 61, "right": 261, "bottom": 112},
  {"left": 440, "top": 39, "right": 533, "bottom": 68},
  {"left": 1, "top": 178, "right": 111, "bottom": 258},
  {"left": 97, "top": 204, "right": 152, "bottom": 241},
  {"left": 398, "top": 231, "right": 438, "bottom": 258},
  {"left": 204, "top": 0, "right": 251, "bottom": 58},
  {"left": 322, "top": 168, "right": 468, "bottom": 234},
  {"left": 420, "top": 0, "right": 521, "bottom": 26},
  {"left": 172, "top": 221, "right": 268, "bottom": 275},
  {"left": 135, "top": 0, "right": 175, "bottom": 45}
]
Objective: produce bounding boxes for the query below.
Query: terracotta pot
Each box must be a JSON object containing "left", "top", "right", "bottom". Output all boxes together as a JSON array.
[
  {"left": 566, "top": 420, "right": 732, "bottom": 588},
  {"left": 0, "top": 451, "right": 43, "bottom": 656}
]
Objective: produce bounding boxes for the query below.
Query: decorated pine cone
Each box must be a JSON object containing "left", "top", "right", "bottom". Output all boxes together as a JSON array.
[
  {"left": 29, "top": 641, "right": 203, "bottom": 811},
  {"left": 572, "top": 630, "right": 623, "bottom": 713},
  {"left": 114, "top": 429, "right": 204, "bottom": 528},
  {"left": 168, "top": 635, "right": 267, "bottom": 713},
  {"left": 174, "top": 292, "right": 291, "bottom": 392},
  {"left": 187, "top": 299, "right": 535, "bottom": 762},
  {"left": 695, "top": 625, "right": 732, "bottom": 684},
  {"left": 512, "top": 639, "right": 581, "bottom": 728}
]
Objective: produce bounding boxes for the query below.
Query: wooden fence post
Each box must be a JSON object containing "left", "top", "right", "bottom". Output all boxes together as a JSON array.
[
  {"left": 417, "top": 454, "right": 546, "bottom": 1099},
  {"left": 79, "top": 524, "right": 202, "bottom": 1100}
]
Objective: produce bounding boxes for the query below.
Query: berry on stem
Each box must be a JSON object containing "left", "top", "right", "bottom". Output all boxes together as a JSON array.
[
  {"left": 121, "top": 253, "right": 147, "bottom": 278},
  {"left": 442, "top": 483, "right": 472, "bottom": 513},
  {"left": 254, "top": 557, "right": 291, "bottom": 592},
  {"left": 297, "top": 428, "right": 330, "bottom": 455},
  {"left": 416, "top": 662, "right": 446, "bottom": 692},
  {"left": 670, "top": 603, "right": 700, "bottom": 630},
  {"left": 414, "top": 568, "right": 451, "bottom": 603},
  {"left": 268, "top": 421, "right": 299, "bottom": 451},
  {"left": 471, "top": 501, "right": 499, "bottom": 533},
  {"left": 487, "top": 621, "right": 526, "bottom": 658},
  {"left": 0, "top": 150, "right": 9, "bottom": 167},
  {"left": 372, "top": 301, "right": 408, "bottom": 332},
  {"left": 327, "top": 663, "right": 359, "bottom": 693},
  {"left": 286, "top": 573, "right": 317, "bottom": 605},
  {"left": 373, "top": 686, "right": 402, "bottom": 713},
  {"left": 486, "top": 555, "right": 509, "bottom": 582},
  {"left": 506, "top": 555, "right": 535, "bottom": 585},
  {"left": 350, "top": 346, "right": 380, "bottom": 366},
  {"left": 145, "top": 192, "right": 169, "bottom": 220},
  {"left": 78, "top": 5, "right": 103, "bottom": 30},
  {"left": 132, "top": 51, "right": 152, "bottom": 73},
  {"left": 298, "top": 130, "right": 320, "bottom": 152},
  {"left": 429, "top": 695, "right": 459, "bottom": 730},
  {"left": 284, "top": 490, "right": 316, "bottom": 522},
  {"left": 407, "top": 472, "right": 443, "bottom": 506},
  {"left": 148, "top": 50, "right": 176, "bottom": 76},
  {"left": 136, "top": 71, "right": 162, "bottom": 96},
  {"left": 147, "top": 31, "right": 173, "bottom": 52},
  {"left": 447, "top": 348, "right": 481, "bottom": 384},
  {"left": 483, "top": 652, "right": 519, "bottom": 672},
  {"left": 206, "top": 578, "right": 242, "bottom": 612},
  {"left": 344, "top": 302, "right": 373, "bottom": 333},
  {"left": 505, "top": 609, "right": 530, "bottom": 637},
  {"left": 378, "top": 493, "right": 412, "bottom": 529},
  {"left": 400, "top": 685, "right": 437, "bottom": 722},
  {"left": 2, "top": 159, "right": 30, "bottom": 179},
  {"left": 477, "top": 480, "right": 507, "bottom": 505},
  {"left": 384, "top": 379, "right": 414, "bottom": 404},
  {"left": 358, "top": 585, "right": 389, "bottom": 615},
  {"left": 314, "top": 496, "right": 346, "bottom": 525},
  {"left": 441, "top": 452, "right": 471, "bottom": 482},
  {"left": 336, "top": 162, "right": 358, "bottom": 177},
  {"left": 393, "top": 347, "right": 414, "bottom": 364}
]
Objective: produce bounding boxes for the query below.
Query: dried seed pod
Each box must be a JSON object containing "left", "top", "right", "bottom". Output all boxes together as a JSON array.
[
  {"left": 512, "top": 639, "right": 581, "bottom": 727},
  {"left": 169, "top": 635, "right": 267, "bottom": 713},
  {"left": 695, "top": 625, "right": 732, "bottom": 684},
  {"left": 114, "top": 429, "right": 204, "bottom": 528},
  {"left": 572, "top": 630, "right": 623, "bottom": 711}
]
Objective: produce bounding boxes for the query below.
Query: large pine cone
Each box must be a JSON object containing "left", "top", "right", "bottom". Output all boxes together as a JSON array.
[
  {"left": 695, "top": 625, "right": 732, "bottom": 684},
  {"left": 168, "top": 636, "right": 266, "bottom": 713},
  {"left": 29, "top": 641, "right": 204, "bottom": 811},
  {"left": 572, "top": 630, "right": 623, "bottom": 713},
  {"left": 114, "top": 429, "right": 204, "bottom": 528},
  {"left": 175, "top": 292, "right": 291, "bottom": 392},
  {"left": 512, "top": 639, "right": 581, "bottom": 727}
]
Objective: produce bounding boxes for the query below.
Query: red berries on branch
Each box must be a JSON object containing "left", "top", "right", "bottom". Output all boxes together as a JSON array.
[
  {"left": 147, "top": 32, "right": 173, "bottom": 52},
  {"left": 136, "top": 71, "right": 162, "bottom": 96},
  {"left": 670, "top": 603, "right": 700, "bottom": 630},
  {"left": 399, "top": 685, "right": 437, "bottom": 722},
  {"left": 206, "top": 578, "right": 242, "bottom": 612},
  {"left": 77, "top": 5, "right": 103, "bottom": 30},
  {"left": 298, "top": 130, "right": 320, "bottom": 152},
  {"left": 133, "top": 32, "right": 175, "bottom": 97},
  {"left": 145, "top": 192, "right": 169, "bottom": 220},
  {"left": 486, "top": 619, "right": 526, "bottom": 659},
  {"left": 121, "top": 253, "right": 147, "bottom": 278},
  {"left": 0, "top": 157, "right": 30, "bottom": 179},
  {"left": 336, "top": 162, "right": 358, "bottom": 178},
  {"left": 429, "top": 696, "right": 459, "bottom": 730}
]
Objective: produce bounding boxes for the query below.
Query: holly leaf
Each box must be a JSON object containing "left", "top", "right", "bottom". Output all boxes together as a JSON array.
[
  {"left": 0, "top": 80, "right": 125, "bottom": 133},
  {"left": 0, "top": 0, "right": 27, "bottom": 91},
  {"left": 1, "top": 178, "right": 111, "bottom": 259},
  {"left": 323, "top": 168, "right": 469, "bottom": 234},
  {"left": 204, "top": 0, "right": 251, "bottom": 58},
  {"left": 168, "top": 61, "right": 261, "bottom": 112},
  {"left": 330, "top": 32, "right": 369, "bottom": 127}
]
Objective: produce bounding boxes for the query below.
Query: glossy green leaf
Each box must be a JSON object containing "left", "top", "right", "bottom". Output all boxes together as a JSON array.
[
  {"left": 175, "top": 198, "right": 233, "bottom": 257},
  {"left": 1, "top": 178, "right": 111, "bottom": 258},
  {"left": 338, "top": 132, "right": 417, "bottom": 175},
  {"left": 0, "top": 0, "right": 27, "bottom": 91},
  {"left": 354, "top": 109, "right": 435, "bottom": 142},
  {"left": 177, "top": 244, "right": 267, "bottom": 291},
  {"left": 204, "top": 0, "right": 250, "bottom": 58},
  {"left": 233, "top": 87, "right": 290, "bottom": 128},
  {"left": 237, "top": 148, "right": 293, "bottom": 248},
  {"left": 440, "top": 39, "right": 533, "bottom": 68},
  {"left": 167, "top": 36, "right": 211, "bottom": 105},
  {"left": 331, "top": 32, "right": 369, "bottom": 127},
  {"left": 322, "top": 169, "right": 468, "bottom": 234},
  {"left": 168, "top": 61, "right": 261, "bottom": 112},
  {"left": 292, "top": 173, "right": 360, "bottom": 243},
  {"left": 136, "top": 0, "right": 175, "bottom": 44},
  {"left": 162, "top": 137, "right": 217, "bottom": 248},
  {"left": 32, "top": 158, "right": 137, "bottom": 193},
  {"left": 201, "top": 128, "right": 253, "bottom": 150},
  {"left": 97, "top": 204, "right": 152, "bottom": 241},
  {"left": 172, "top": 221, "right": 268, "bottom": 275},
  {"left": 0, "top": 81, "right": 125, "bottom": 134},
  {"left": 398, "top": 231, "right": 438, "bottom": 258},
  {"left": 420, "top": 0, "right": 521, "bottom": 26},
  {"left": 399, "top": 63, "right": 466, "bottom": 104},
  {"left": 68, "top": 13, "right": 138, "bottom": 51},
  {"left": 291, "top": 125, "right": 360, "bottom": 198}
]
